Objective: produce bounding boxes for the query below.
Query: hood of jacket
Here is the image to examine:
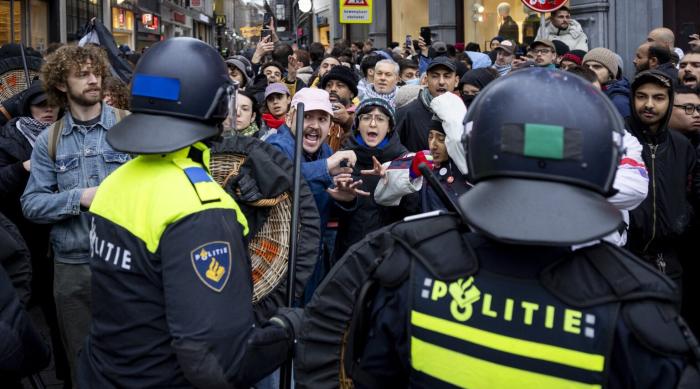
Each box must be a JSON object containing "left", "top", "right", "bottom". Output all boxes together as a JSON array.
[
  {"left": 604, "top": 77, "right": 630, "bottom": 97},
  {"left": 545, "top": 19, "right": 585, "bottom": 39},
  {"left": 627, "top": 70, "right": 675, "bottom": 144}
]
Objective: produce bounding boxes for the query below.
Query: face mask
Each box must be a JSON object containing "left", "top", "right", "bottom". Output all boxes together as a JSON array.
[
  {"left": 405, "top": 77, "right": 420, "bottom": 86},
  {"left": 462, "top": 94, "right": 476, "bottom": 107}
]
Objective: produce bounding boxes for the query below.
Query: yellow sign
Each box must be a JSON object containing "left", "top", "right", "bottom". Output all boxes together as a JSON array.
[
  {"left": 339, "top": 0, "right": 372, "bottom": 24},
  {"left": 240, "top": 26, "right": 263, "bottom": 38}
]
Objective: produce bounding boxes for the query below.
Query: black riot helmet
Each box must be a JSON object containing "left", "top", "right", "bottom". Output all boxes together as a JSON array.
[
  {"left": 108, "top": 37, "right": 236, "bottom": 154},
  {"left": 459, "top": 68, "right": 624, "bottom": 246}
]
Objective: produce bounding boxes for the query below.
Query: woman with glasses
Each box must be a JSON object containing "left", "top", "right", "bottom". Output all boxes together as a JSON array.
[{"left": 332, "top": 98, "right": 419, "bottom": 260}]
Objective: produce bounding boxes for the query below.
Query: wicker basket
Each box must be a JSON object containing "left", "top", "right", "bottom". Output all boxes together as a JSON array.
[
  {"left": 0, "top": 69, "right": 39, "bottom": 103},
  {"left": 210, "top": 152, "right": 292, "bottom": 303}
]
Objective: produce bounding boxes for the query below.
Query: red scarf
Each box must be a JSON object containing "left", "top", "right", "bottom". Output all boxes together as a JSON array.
[{"left": 262, "top": 113, "right": 286, "bottom": 129}]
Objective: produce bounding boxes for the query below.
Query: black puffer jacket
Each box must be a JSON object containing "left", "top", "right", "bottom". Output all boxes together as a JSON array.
[
  {"left": 334, "top": 133, "right": 420, "bottom": 259},
  {"left": 626, "top": 70, "right": 696, "bottom": 277},
  {"left": 395, "top": 97, "right": 433, "bottom": 152},
  {"left": 0, "top": 119, "right": 51, "bottom": 275}
]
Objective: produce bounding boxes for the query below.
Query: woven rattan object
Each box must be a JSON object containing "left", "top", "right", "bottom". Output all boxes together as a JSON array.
[
  {"left": 210, "top": 152, "right": 291, "bottom": 303},
  {"left": 0, "top": 69, "right": 38, "bottom": 103}
]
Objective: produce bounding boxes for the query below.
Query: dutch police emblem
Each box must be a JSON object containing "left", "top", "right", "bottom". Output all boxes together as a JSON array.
[{"left": 191, "top": 241, "right": 232, "bottom": 292}]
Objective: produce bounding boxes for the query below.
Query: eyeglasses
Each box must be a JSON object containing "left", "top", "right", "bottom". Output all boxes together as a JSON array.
[
  {"left": 532, "top": 49, "right": 553, "bottom": 55},
  {"left": 358, "top": 113, "right": 390, "bottom": 124},
  {"left": 673, "top": 104, "right": 700, "bottom": 115}
]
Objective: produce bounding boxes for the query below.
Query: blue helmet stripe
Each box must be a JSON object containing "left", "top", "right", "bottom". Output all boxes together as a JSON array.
[{"left": 132, "top": 74, "right": 181, "bottom": 101}]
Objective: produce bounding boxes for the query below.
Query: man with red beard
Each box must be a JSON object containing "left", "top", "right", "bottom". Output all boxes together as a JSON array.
[
  {"left": 265, "top": 88, "right": 362, "bottom": 298},
  {"left": 21, "top": 44, "right": 130, "bottom": 384},
  {"left": 679, "top": 48, "right": 700, "bottom": 89}
]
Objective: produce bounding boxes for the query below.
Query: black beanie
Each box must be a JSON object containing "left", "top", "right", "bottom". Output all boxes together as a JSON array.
[
  {"left": 429, "top": 120, "right": 444, "bottom": 134},
  {"left": 459, "top": 68, "right": 497, "bottom": 90},
  {"left": 320, "top": 65, "right": 359, "bottom": 97}
]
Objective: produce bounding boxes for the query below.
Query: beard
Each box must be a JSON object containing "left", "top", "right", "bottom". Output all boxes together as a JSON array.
[{"left": 68, "top": 85, "right": 102, "bottom": 107}]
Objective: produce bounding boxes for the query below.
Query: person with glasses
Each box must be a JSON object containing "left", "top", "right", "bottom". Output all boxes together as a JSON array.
[
  {"left": 668, "top": 85, "right": 700, "bottom": 338},
  {"left": 332, "top": 98, "right": 418, "bottom": 261},
  {"left": 529, "top": 39, "right": 558, "bottom": 69},
  {"left": 670, "top": 86, "right": 700, "bottom": 136}
]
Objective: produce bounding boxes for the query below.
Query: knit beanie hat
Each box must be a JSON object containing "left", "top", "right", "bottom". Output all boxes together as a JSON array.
[
  {"left": 560, "top": 52, "right": 583, "bottom": 65},
  {"left": 395, "top": 84, "right": 422, "bottom": 109},
  {"left": 583, "top": 48, "right": 619, "bottom": 79},
  {"left": 459, "top": 68, "right": 498, "bottom": 90},
  {"left": 552, "top": 40, "right": 570, "bottom": 57},
  {"left": 319, "top": 65, "right": 359, "bottom": 97},
  {"left": 353, "top": 97, "right": 396, "bottom": 131},
  {"left": 429, "top": 119, "right": 444, "bottom": 134}
]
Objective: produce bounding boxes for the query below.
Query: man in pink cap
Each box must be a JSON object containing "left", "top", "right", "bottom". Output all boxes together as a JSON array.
[{"left": 265, "top": 87, "right": 364, "bottom": 300}]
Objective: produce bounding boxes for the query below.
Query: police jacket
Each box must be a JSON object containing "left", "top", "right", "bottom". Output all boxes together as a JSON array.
[
  {"left": 78, "top": 143, "right": 293, "bottom": 388},
  {"left": 345, "top": 214, "right": 699, "bottom": 389},
  {"left": 626, "top": 82, "right": 696, "bottom": 275}
]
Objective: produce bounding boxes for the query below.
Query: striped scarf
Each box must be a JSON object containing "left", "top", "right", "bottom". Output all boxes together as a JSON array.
[
  {"left": 16, "top": 117, "right": 51, "bottom": 147},
  {"left": 362, "top": 84, "right": 397, "bottom": 108},
  {"left": 493, "top": 63, "right": 512, "bottom": 77}
]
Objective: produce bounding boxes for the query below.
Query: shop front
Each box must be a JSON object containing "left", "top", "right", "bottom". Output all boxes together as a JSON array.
[
  {"left": 1, "top": 0, "right": 51, "bottom": 50},
  {"left": 112, "top": 6, "right": 135, "bottom": 49},
  {"left": 136, "top": 12, "right": 162, "bottom": 51}
]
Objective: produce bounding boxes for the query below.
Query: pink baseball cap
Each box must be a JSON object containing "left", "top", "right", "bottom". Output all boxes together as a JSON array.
[{"left": 291, "top": 87, "right": 334, "bottom": 115}]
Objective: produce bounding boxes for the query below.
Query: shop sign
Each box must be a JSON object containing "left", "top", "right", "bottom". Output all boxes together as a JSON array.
[
  {"left": 173, "top": 11, "right": 186, "bottom": 24},
  {"left": 521, "top": 0, "right": 568, "bottom": 13},
  {"left": 339, "top": 0, "right": 372, "bottom": 24},
  {"left": 240, "top": 26, "right": 263, "bottom": 38},
  {"left": 190, "top": 0, "right": 202, "bottom": 8},
  {"left": 138, "top": 13, "right": 160, "bottom": 33},
  {"left": 215, "top": 14, "right": 227, "bottom": 27}
]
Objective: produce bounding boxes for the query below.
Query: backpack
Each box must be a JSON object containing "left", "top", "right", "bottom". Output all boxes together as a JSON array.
[{"left": 47, "top": 108, "right": 129, "bottom": 160}]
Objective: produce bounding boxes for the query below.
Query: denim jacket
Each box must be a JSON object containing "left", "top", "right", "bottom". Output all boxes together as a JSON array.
[{"left": 21, "top": 104, "right": 130, "bottom": 264}]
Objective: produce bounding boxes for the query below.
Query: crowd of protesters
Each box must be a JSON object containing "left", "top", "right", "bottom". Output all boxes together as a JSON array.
[{"left": 1, "top": 5, "right": 700, "bottom": 388}]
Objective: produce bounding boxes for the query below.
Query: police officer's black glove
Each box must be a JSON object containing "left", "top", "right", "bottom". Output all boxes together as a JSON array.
[
  {"left": 269, "top": 307, "right": 304, "bottom": 340},
  {"left": 227, "top": 173, "right": 263, "bottom": 203}
]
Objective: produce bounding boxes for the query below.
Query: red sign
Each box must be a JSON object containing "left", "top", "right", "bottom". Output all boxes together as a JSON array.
[
  {"left": 173, "top": 11, "right": 186, "bottom": 24},
  {"left": 521, "top": 0, "right": 568, "bottom": 13}
]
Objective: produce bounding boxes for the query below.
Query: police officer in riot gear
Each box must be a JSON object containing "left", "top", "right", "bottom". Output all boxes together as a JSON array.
[
  {"left": 77, "top": 37, "right": 300, "bottom": 388},
  {"left": 337, "top": 69, "right": 700, "bottom": 388}
]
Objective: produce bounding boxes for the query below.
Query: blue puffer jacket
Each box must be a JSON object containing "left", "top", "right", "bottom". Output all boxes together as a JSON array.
[
  {"left": 265, "top": 124, "right": 333, "bottom": 228},
  {"left": 605, "top": 78, "right": 631, "bottom": 119}
]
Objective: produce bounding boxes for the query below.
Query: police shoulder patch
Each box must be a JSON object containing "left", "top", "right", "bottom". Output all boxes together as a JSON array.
[{"left": 191, "top": 241, "right": 232, "bottom": 292}]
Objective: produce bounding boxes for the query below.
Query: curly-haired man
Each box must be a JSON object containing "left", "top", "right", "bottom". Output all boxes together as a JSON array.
[{"left": 21, "top": 44, "right": 130, "bottom": 384}]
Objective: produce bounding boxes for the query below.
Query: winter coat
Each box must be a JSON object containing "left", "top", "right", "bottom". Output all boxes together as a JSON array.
[
  {"left": 604, "top": 78, "right": 631, "bottom": 119},
  {"left": 297, "top": 66, "right": 314, "bottom": 85},
  {"left": 0, "top": 234, "right": 50, "bottom": 377},
  {"left": 0, "top": 119, "right": 51, "bottom": 272},
  {"left": 656, "top": 62, "right": 679, "bottom": 85},
  {"left": 498, "top": 16, "right": 519, "bottom": 43},
  {"left": 395, "top": 97, "right": 433, "bottom": 152},
  {"left": 333, "top": 133, "right": 419, "bottom": 259},
  {"left": 536, "top": 19, "right": 589, "bottom": 51},
  {"left": 626, "top": 71, "right": 696, "bottom": 276}
]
